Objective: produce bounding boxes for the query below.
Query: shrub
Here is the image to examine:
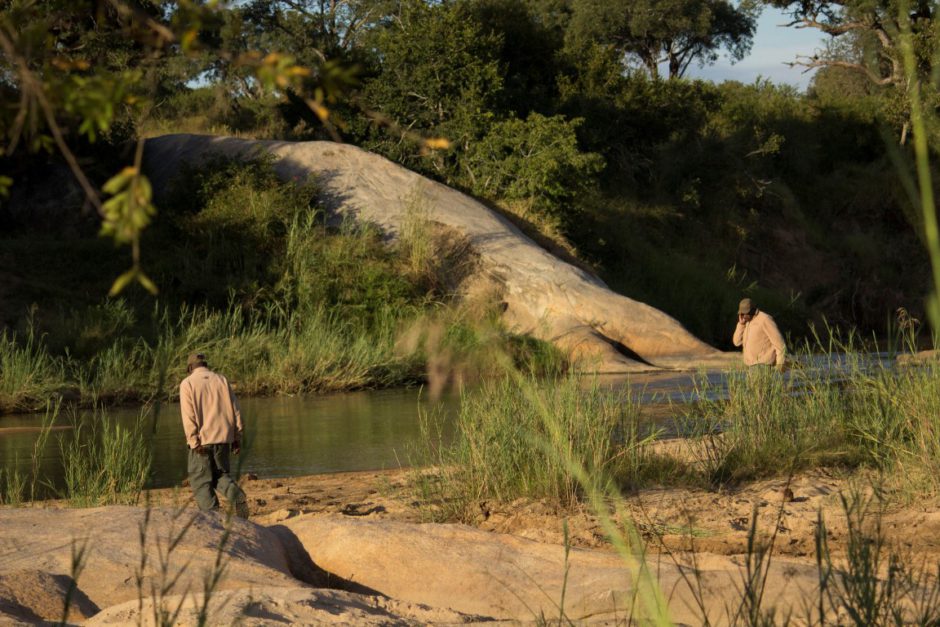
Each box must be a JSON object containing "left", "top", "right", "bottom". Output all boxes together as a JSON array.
[{"left": 462, "top": 113, "right": 604, "bottom": 220}]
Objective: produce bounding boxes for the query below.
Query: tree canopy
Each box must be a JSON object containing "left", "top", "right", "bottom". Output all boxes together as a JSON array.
[
  {"left": 565, "top": 0, "right": 759, "bottom": 78},
  {"left": 1, "top": 0, "right": 938, "bottom": 340}
]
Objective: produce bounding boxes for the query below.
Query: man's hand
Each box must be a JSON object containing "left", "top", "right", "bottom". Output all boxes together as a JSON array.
[
  {"left": 232, "top": 439, "right": 240, "bottom": 456},
  {"left": 195, "top": 444, "right": 208, "bottom": 455}
]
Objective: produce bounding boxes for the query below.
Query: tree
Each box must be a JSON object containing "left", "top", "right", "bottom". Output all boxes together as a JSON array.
[
  {"left": 356, "top": 0, "right": 503, "bottom": 178},
  {"left": 767, "top": 0, "right": 938, "bottom": 143},
  {"left": 565, "top": 0, "right": 758, "bottom": 79},
  {"left": 766, "top": 0, "right": 936, "bottom": 88},
  {"left": 466, "top": 0, "right": 566, "bottom": 115},
  {"left": 240, "top": 0, "right": 391, "bottom": 62},
  {"left": 462, "top": 113, "right": 604, "bottom": 218},
  {"left": 0, "top": 0, "right": 361, "bottom": 294},
  {"left": 0, "top": 0, "right": 184, "bottom": 293}
]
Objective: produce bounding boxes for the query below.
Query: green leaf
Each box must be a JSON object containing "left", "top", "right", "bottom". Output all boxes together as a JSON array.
[
  {"left": 136, "top": 271, "right": 158, "bottom": 295},
  {"left": 102, "top": 168, "right": 135, "bottom": 195},
  {"left": 108, "top": 268, "right": 138, "bottom": 296}
]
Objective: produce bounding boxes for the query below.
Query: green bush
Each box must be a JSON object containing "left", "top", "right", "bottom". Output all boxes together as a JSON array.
[
  {"left": 462, "top": 113, "right": 604, "bottom": 219},
  {"left": 0, "top": 328, "right": 65, "bottom": 413}
]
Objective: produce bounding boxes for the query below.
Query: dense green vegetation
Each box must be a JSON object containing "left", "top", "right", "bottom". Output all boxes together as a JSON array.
[
  {"left": 6, "top": 6, "right": 940, "bottom": 624},
  {"left": 2, "top": 0, "right": 934, "bottom": 355},
  {"left": 0, "top": 0, "right": 938, "bottom": 425},
  {"left": 0, "top": 156, "right": 559, "bottom": 413},
  {"left": 415, "top": 346, "right": 940, "bottom": 524}
]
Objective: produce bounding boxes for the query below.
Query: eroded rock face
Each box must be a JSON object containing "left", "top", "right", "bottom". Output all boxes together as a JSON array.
[
  {"left": 144, "top": 135, "right": 737, "bottom": 373},
  {"left": 0, "top": 507, "right": 295, "bottom": 621}
]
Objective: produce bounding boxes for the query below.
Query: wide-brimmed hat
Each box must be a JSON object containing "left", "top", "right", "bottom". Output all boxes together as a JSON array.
[{"left": 738, "top": 298, "right": 756, "bottom": 315}]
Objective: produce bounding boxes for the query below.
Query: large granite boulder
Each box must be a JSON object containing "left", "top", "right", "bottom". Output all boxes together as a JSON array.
[
  {"left": 144, "top": 135, "right": 737, "bottom": 373},
  {"left": 281, "top": 514, "right": 820, "bottom": 625},
  {"left": 0, "top": 506, "right": 295, "bottom": 621}
]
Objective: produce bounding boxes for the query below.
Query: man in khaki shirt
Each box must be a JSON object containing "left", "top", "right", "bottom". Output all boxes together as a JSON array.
[
  {"left": 180, "top": 352, "right": 248, "bottom": 517},
  {"left": 732, "top": 298, "right": 787, "bottom": 369}
]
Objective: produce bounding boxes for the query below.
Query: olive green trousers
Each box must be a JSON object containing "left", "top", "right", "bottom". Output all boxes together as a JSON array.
[{"left": 187, "top": 443, "right": 248, "bottom": 517}]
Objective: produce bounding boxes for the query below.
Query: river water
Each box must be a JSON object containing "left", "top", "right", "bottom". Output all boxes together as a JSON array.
[
  {"left": 0, "top": 354, "right": 895, "bottom": 496},
  {"left": 0, "top": 388, "right": 459, "bottom": 496}
]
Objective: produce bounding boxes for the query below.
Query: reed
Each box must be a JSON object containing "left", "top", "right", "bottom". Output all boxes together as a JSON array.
[
  {"left": 415, "top": 374, "right": 666, "bottom": 522},
  {"left": 0, "top": 326, "right": 64, "bottom": 413},
  {"left": 60, "top": 405, "right": 152, "bottom": 507}
]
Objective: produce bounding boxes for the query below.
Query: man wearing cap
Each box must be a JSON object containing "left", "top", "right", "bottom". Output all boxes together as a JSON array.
[
  {"left": 733, "top": 298, "right": 787, "bottom": 370},
  {"left": 180, "top": 352, "right": 249, "bottom": 517}
]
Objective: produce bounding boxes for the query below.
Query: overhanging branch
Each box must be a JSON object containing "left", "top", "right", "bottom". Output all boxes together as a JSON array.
[{"left": 787, "top": 55, "right": 894, "bottom": 85}]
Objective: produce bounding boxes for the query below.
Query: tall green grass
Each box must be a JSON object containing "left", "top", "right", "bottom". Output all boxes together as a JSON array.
[
  {"left": 0, "top": 402, "right": 151, "bottom": 506},
  {"left": 681, "top": 365, "right": 860, "bottom": 485},
  {"left": 419, "top": 341, "right": 940, "bottom": 517},
  {"left": 415, "top": 375, "right": 671, "bottom": 521},
  {"left": 679, "top": 353, "right": 940, "bottom": 495},
  {"left": 414, "top": 358, "right": 940, "bottom": 623},
  {"left": 0, "top": 157, "right": 553, "bottom": 414},
  {"left": 0, "top": 327, "right": 64, "bottom": 413},
  {"left": 60, "top": 406, "right": 152, "bottom": 507}
]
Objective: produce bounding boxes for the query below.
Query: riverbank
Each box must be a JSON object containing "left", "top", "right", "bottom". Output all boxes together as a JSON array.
[
  {"left": 16, "top": 450, "right": 940, "bottom": 568},
  {"left": 6, "top": 465, "right": 940, "bottom": 624},
  {"left": 0, "top": 155, "right": 566, "bottom": 416},
  {"left": 133, "top": 464, "right": 940, "bottom": 562}
]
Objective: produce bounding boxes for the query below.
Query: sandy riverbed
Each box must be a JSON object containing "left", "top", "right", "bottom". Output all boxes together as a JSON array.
[{"left": 143, "top": 465, "right": 940, "bottom": 563}]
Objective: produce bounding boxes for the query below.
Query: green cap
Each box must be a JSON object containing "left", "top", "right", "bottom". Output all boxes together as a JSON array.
[{"left": 187, "top": 352, "right": 207, "bottom": 370}]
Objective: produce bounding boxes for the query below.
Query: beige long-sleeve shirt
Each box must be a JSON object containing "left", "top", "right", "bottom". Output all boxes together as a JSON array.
[
  {"left": 180, "top": 367, "right": 243, "bottom": 449},
  {"left": 733, "top": 311, "right": 786, "bottom": 367}
]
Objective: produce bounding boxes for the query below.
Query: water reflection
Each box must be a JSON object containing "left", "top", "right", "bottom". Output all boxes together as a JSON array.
[
  {"left": 1, "top": 388, "right": 457, "bottom": 495},
  {"left": 0, "top": 353, "right": 900, "bottom": 496},
  {"left": 595, "top": 352, "right": 896, "bottom": 404}
]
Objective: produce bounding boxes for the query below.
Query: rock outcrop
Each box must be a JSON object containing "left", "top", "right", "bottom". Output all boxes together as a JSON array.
[
  {"left": 144, "top": 134, "right": 737, "bottom": 373},
  {"left": 0, "top": 506, "right": 295, "bottom": 621},
  {"left": 0, "top": 505, "right": 831, "bottom": 624},
  {"left": 281, "top": 513, "right": 819, "bottom": 624}
]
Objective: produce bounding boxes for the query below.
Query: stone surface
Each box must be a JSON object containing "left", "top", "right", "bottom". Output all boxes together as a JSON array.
[
  {"left": 281, "top": 513, "right": 820, "bottom": 624},
  {"left": 144, "top": 134, "right": 738, "bottom": 373},
  {"left": 0, "top": 506, "right": 296, "bottom": 621},
  {"left": 85, "top": 586, "right": 486, "bottom": 625},
  {"left": 0, "top": 569, "right": 98, "bottom": 623}
]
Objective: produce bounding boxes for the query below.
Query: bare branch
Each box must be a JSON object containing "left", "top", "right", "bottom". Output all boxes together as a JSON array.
[
  {"left": 787, "top": 55, "right": 894, "bottom": 85},
  {"left": 782, "top": 15, "right": 869, "bottom": 36},
  {"left": 0, "top": 27, "right": 103, "bottom": 213}
]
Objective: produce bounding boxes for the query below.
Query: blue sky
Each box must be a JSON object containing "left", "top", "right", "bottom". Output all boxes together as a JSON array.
[{"left": 685, "top": 6, "right": 829, "bottom": 89}]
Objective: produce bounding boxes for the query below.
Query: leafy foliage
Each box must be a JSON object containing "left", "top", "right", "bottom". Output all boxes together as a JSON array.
[
  {"left": 356, "top": 0, "right": 504, "bottom": 175},
  {"left": 462, "top": 113, "right": 604, "bottom": 217},
  {"left": 1, "top": 0, "right": 937, "bottom": 349},
  {"left": 565, "top": 0, "right": 758, "bottom": 78}
]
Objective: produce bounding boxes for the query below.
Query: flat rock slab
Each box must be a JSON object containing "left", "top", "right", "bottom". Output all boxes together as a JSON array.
[
  {"left": 0, "top": 569, "right": 98, "bottom": 624},
  {"left": 85, "top": 586, "right": 486, "bottom": 625},
  {"left": 0, "top": 506, "right": 296, "bottom": 621},
  {"left": 144, "top": 134, "right": 738, "bottom": 373},
  {"left": 282, "top": 514, "right": 820, "bottom": 624}
]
